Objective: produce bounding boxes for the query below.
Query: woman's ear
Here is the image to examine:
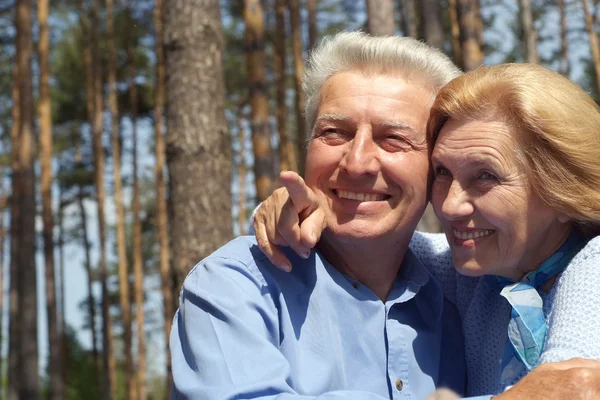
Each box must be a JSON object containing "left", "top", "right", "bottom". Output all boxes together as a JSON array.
[{"left": 557, "top": 212, "right": 571, "bottom": 224}]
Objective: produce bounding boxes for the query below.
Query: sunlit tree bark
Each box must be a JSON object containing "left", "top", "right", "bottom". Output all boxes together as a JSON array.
[
  {"left": 288, "top": 0, "right": 307, "bottom": 173},
  {"left": 106, "top": 0, "right": 135, "bottom": 397},
  {"left": 458, "top": 0, "right": 484, "bottom": 71},
  {"left": 583, "top": 0, "right": 600, "bottom": 95},
  {"left": 38, "top": 0, "right": 64, "bottom": 397},
  {"left": 244, "top": 0, "right": 272, "bottom": 202},
  {"left": 366, "top": 0, "right": 397, "bottom": 36},
  {"left": 420, "top": 0, "right": 444, "bottom": 49},
  {"left": 558, "top": 0, "right": 571, "bottom": 76},
  {"left": 13, "top": 1, "right": 39, "bottom": 397},
  {"left": 153, "top": 0, "right": 174, "bottom": 392},
  {"left": 520, "top": 0, "right": 539, "bottom": 63},
  {"left": 274, "top": 0, "right": 296, "bottom": 173},
  {"left": 399, "top": 0, "right": 418, "bottom": 38},
  {"left": 165, "top": 0, "right": 233, "bottom": 294}
]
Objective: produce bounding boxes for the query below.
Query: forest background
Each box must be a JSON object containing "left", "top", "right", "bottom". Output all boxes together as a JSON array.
[{"left": 1, "top": 0, "right": 599, "bottom": 399}]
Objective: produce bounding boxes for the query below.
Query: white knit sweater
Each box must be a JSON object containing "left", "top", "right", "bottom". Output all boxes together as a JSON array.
[{"left": 409, "top": 232, "right": 600, "bottom": 397}]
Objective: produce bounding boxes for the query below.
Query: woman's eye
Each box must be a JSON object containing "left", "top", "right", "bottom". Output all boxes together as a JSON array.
[
  {"left": 478, "top": 171, "right": 498, "bottom": 181},
  {"left": 435, "top": 166, "right": 450, "bottom": 176}
]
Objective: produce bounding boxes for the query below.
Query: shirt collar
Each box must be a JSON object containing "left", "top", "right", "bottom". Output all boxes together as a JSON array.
[{"left": 388, "top": 248, "right": 444, "bottom": 323}]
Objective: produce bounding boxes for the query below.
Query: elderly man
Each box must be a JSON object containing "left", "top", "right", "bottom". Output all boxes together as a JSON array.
[{"left": 170, "top": 32, "right": 600, "bottom": 399}]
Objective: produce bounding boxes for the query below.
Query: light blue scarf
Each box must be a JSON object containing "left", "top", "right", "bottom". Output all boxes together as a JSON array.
[{"left": 486, "top": 232, "right": 585, "bottom": 384}]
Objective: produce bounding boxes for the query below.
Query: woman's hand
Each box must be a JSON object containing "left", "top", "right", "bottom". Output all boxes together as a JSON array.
[{"left": 253, "top": 171, "right": 327, "bottom": 272}]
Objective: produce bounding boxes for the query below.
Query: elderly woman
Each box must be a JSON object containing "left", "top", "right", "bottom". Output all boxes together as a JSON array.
[{"left": 254, "top": 62, "right": 600, "bottom": 397}]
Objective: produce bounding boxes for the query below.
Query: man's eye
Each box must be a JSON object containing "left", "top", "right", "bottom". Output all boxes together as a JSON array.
[{"left": 380, "top": 135, "right": 413, "bottom": 152}]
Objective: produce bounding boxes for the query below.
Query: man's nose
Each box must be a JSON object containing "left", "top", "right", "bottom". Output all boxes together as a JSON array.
[
  {"left": 339, "top": 128, "right": 379, "bottom": 176},
  {"left": 440, "top": 181, "right": 475, "bottom": 221}
]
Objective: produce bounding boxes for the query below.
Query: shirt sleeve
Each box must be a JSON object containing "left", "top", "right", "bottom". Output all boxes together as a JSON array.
[
  {"left": 539, "top": 242, "right": 600, "bottom": 363},
  {"left": 169, "top": 255, "right": 391, "bottom": 400}
]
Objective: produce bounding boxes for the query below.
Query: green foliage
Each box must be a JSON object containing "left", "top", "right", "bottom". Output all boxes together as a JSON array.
[{"left": 61, "top": 326, "right": 102, "bottom": 400}]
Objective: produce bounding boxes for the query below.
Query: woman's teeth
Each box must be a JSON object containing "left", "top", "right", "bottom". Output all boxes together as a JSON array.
[
  {"left": 337, "top": 190, "right": 387, "bottom": 202},
  {"left": 452, "top": 229, "right": 494, "bottom": 240}
]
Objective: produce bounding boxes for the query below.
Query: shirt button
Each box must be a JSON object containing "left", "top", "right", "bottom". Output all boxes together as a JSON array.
[
  {"left": 352, "top": 282, "right": 359, "bottom": 289},
  {"left": 395, "top": 378, "right": 403, "bottom": 391}
]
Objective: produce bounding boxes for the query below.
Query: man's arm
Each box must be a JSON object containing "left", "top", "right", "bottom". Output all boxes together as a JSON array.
[{"left": 169, "top": 254, "right": 390, "bottom": 400}]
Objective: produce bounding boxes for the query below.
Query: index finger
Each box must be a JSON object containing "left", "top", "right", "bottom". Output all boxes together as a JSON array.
[{"left": 280, "top": 171, "right": 319, "bottom": 216}]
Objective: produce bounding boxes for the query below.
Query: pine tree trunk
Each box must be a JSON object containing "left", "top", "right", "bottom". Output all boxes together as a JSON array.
[
  {"left": 274, "top": 0, "right": 296, "bottom": 173},
  {"left": 236, "top": 104, "right": 248, "bottom": 235},
  {"left": 448, "top": 0, "right": 463, "bottom": 68},
  {"left": 244, "top": 0, "right": 273, "bottom": 202},
  {"left": 288, "top": 0, "right": 307, "bottom": 174},
  {"left": 106, "top": 1, "right": 136, "bottom": 398},
  {"left": 7, "top": 52, "right": 20, "bottom": 400},
  {"left": 420, "top": 0, "right": 444, "bottom": 49},
  {"left": 14, "top": 1, "right": 39, "bottom": 397},
  {"left": 558, "top": 0, "right": 571, "bottom": 76},
  {"left": 72, "top": 122, "right": 101, "bottom": 384},
  {"left": 366, "top": 0, "right": 397, "bottom": 36},
  {"left": 38, "top": 0, "right": 64, "bottom": 398},
  {"left": 582, "top": 0, "right": 600, "bottom": 95},
  {"left": 153, "top": 0, "right": 174, "bottom": 392},
  {"left": 520, "top": 0, "right": 539, "bottom": 63},
  {"left": 89, "top": 0, "right": 117, "bottom": 396},
  {"left": 307, "top": 0, "right": 317, "bottom": 49},
  {"left": 165, "top": 0, "right": 233, "bottom": 292},
  {"left": 0, "top": 190, "right": 6, "bottom": 400},
  {"left": 458, "top": 0, "right": 484, "bottom": 71},
  {"left": 399, "top": 0, "right": 418, "bottom": 38},
  {"left": 127, "top": 6, "right": 148, "bottom": 397},
  {"left": 57, "top": 179, "right": 68, "bottom": 387}
]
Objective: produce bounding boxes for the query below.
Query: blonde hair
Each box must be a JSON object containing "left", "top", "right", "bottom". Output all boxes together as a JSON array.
[
  {"left": 303, "top": 31, "right": 461, "bottom": 133},
  {"left": 428, "top": 63, "right": 600, "bottom": 236}
]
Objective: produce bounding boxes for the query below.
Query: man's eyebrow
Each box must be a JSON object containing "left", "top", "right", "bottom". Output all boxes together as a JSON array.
[
  {"left": 377, "top": 119, "right": 418, "bottom": 134},
  {"left": 315, "top": 113, "right": 351, "bottom": 124}
]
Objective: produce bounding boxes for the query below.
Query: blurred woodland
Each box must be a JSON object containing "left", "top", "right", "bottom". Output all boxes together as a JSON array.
[{"left": 0, "top": 0, "right": 599, "bottom": 399}]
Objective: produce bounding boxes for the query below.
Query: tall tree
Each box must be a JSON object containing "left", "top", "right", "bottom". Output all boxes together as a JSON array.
[
  {"left": 0, "top": 189, "right": 6, "bottom": 400},
  {"left": 8, "top": 65, "right": 19, "bottom": 400},
  {"left": 366, "top": 0, "right": 397, "bottom": 36},
  {"left": 153, "top": 0, "right": 174, "bottom": 392},
  {"left": 520, "top": 0, "right": 539, "bottom": 63},
  {"left": 274, "top": 0, "right": 296, "bottom": 173},
  {"left": 244, "top": 0, "right": 272, "bottom": 202},
  {"left": 583, "top": 0, "right": 600, "bottom": 95},
  {"left": 398, "top": 0, "right": 418, "bottom": 38},
  {"left": 558, "top": 0, "right": 571, "bottom": 76},
  {"left": 73, "top": 123, "right": 100, "bottom": 385},
  {"left": 106, "top": 0, "right": 135, "bottom": 397},
  {"left": 420, "top": 0, "right": 445, "bottom": 49},
  {"left": 307, "top": 0, "right": 318, "bottom": 49},
  {"left": 13, "top": 0, "right": 39, "bottom": 397},
  {"left": 79, "top": 0, "right": 117, "bottom": 396},
  {"left": 458, "top": 0, "right": 484, "bottom": 71},
  {"left": 448, "top": 0, "right": 463, "bottom": 68},
  {"left": 127, "top": 4, "right": 147, "bottom": 398},
  {"left": 289, "top": 0, "right": 307, "bottom": 173},
  {"left": 38, "top": 0, "right": 64, "bottom": 398},
  {"left": 236, "top": 104, "right": 248, "bottom": 235},
  {"left": 165, "top": 0, "right": 233, "bottom": 291}
]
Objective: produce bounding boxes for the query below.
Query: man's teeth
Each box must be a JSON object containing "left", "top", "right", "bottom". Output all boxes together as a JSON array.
[
  {"left": 452, "top": 229, "right": 494, "bottom": 240},
  {"left": 337, "top": 190, "right": 387, "bottom": 202}
]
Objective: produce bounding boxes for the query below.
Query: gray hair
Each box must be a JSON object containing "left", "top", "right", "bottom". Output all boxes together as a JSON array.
[{"left": 303, "top": 31, "right": 462, "bottom": 134}]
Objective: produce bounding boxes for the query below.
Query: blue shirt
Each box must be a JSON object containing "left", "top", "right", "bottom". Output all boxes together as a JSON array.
[{"left": 170, "top": 236, "right": 467, "bottom": 399}]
